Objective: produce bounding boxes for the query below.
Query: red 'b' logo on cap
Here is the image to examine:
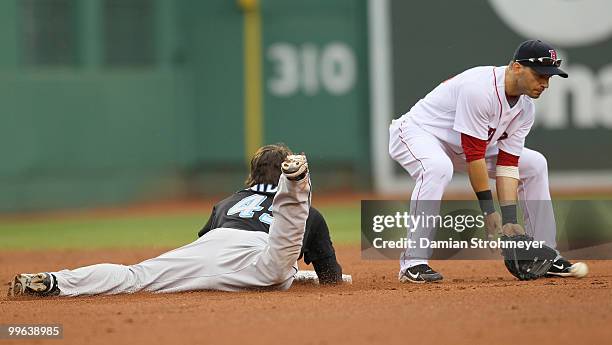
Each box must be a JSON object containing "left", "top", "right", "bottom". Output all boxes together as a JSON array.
[{"left": 549, "top": 49, "right": 557, "bottom": 60}]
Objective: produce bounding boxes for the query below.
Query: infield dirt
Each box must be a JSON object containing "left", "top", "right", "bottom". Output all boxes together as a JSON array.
[{"left": 2, "top": 245, "right": 611, "bottom": 345}]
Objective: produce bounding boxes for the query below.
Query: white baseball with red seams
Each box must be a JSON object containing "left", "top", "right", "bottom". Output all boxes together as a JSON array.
[
  {"left": 389, "top": 65, "right": 558, "bottom": 273},
  {"left": 570, "top": 262, "right": 589, "bottom": 278}
]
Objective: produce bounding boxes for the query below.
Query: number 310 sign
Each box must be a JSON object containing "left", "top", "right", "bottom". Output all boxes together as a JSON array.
[{"left": 267, "top": 42, "right": 357, "bottom": 97}]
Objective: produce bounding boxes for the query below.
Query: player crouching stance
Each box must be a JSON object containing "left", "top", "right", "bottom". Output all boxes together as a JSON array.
[
  {"left": 389, "top": 39, "right": 586, "bottom": 282},
  {"left": 9, "top": 155, "right": 312, "bottom": 297}
]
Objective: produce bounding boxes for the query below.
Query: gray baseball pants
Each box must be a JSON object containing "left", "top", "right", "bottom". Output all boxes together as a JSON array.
[{"left": 52, "top": 174, "right": 311, "bottom": 296}]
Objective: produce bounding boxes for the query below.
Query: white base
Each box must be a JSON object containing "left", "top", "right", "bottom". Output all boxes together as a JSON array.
[{"left": 293, "top": 270, "right": 352, "bottom": 284}]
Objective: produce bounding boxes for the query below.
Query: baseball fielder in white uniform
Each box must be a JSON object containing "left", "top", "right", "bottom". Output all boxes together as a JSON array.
[
  {"left": 8, "top": 154, "right": 311, "bottom": 296},
  {"left": 389, "top": 39, "right": 576, "bottom": 283}
]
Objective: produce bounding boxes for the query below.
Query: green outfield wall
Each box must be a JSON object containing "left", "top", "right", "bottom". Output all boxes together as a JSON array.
[
  {"left": 3, "top": 0, "right": 610, "bottom": 212},
  {"left": 0, "top": 0, "right": 368, "bottom": 212}
]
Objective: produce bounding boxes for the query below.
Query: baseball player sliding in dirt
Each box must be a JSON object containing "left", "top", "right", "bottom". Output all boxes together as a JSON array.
[
  {"left": 197, "top": 144, "right": 343, "bottom": 285},
  {"left": 8, "top": 146, "right": 343, "bottom": 297},
  {"left": 389, "top": 39, "right": 580, "bottom": 283}
]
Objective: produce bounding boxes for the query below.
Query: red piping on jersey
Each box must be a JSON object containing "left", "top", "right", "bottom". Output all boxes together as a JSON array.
[
  {"left": 497, "top": 149, "right": 519, "bottom": 167},
  {"left": 493, "top": 67, "right": 527, "bottom": 159},
  {"left": 493, "top": 68, "right": 502, "bottom": 119}
]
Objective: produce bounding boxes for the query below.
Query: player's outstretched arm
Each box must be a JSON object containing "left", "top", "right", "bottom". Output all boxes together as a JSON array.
[
  {"left": 495, "top": 150, "right": 525, "bottom": 236},
  {"left": 461, "top": 131, "right": 503, "bottom": 237},
  {"left": 466, "top": 158, "right": 502, "bottom": 238},
  {"left": 303, "top": 207, "right": 343, "bottom": 284},
  {"left": 312, "top": 255, "right": 343, "bottom": 284},
  {"left": 467, "top": 158, "right": 490, "bottom": 193}
]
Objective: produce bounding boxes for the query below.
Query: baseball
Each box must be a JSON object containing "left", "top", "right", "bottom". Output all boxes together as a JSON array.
[{"left": 570, "top": 262, "right": 589, "bottom": 278}]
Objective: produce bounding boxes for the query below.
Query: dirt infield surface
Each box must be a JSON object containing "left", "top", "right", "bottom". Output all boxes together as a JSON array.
[{"left": 1, "top": 245, "right": 611, "bottom": 345}]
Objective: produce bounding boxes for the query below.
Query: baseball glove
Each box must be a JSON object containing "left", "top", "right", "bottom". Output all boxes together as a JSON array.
[{"left": 500, "top": 235, "right": 557, "bottom": 281}]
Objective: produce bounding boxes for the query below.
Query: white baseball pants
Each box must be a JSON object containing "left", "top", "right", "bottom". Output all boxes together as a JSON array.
[
  {"left": 389, "top": 117, "right": 557, "bottom": 272},
  {"left": 53, "top": 174, "right": 311, "bottom": 296}
]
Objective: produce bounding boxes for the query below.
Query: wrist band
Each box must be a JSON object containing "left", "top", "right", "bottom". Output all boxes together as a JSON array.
[
  {"left": 476, "top": 190, "right": 496, "bottom": 215},
  {"left": 500, "top": 204, "right": 518, "bottom": 224}
]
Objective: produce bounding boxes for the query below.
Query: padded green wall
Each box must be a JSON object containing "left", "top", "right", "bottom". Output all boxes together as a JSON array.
[{"left": 0, "top": 0, "right": 369, "bottom": 212}]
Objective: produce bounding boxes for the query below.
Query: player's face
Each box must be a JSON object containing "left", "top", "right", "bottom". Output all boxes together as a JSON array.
[{"left": 517, "top": 65, "right": 551, "bottom": 98}]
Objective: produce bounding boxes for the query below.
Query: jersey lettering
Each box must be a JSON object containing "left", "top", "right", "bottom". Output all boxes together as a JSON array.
[
  {"left": 487, "top": 127, "right": 509, "bottom": 143},
  {"left": 226, "top": 194, "right": 274, "bottom": 224},
  {"left": 487, "top": 127, "right": 496, "bottom": 142},
  {"left": 258, "top": 205, "right": 274, "bottom": 225},
  {"left": 227, "top": 194, "right": 266, "bottom": 218},
  {"left": 249, "top": 184, "right": 278, "bottom": 193}
]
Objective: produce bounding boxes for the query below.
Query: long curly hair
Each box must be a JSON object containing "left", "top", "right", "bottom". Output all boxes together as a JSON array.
[{"left": 244, "top": 143, "right": 293, "bottom": 187}]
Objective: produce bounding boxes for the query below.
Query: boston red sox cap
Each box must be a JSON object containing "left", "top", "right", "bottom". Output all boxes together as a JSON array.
[{"left": 513, "top": 40, "right": 568, "bottom": 78}]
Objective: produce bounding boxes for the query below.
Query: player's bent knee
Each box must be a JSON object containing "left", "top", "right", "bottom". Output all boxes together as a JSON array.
[
  {"left": 424, "top": 159, "right": 454, "bottom": 184},
  {"left": 521, "top": 150, "right": 549, "bottom": 176},
  {"left": 534, "top": 151, "right": 548, "bottom": 171}
]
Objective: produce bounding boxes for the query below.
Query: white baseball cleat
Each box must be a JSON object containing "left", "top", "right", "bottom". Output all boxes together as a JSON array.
[{"left": 281, "top": 154, "right": 308, "bottom": 180}]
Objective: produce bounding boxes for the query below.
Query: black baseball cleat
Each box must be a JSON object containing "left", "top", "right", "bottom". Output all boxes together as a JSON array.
[
  {"left": 399, "top": 264, "right": 443, "bottom": 283},
  {"left": 546, "top": 257, "right": 573, "bottom": 277},
  {"left": 7, "top": 273, "right": 60, "bottom": 298},
  {"left": 281, "top": 154, "right": 308, "bottom": 181}
]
